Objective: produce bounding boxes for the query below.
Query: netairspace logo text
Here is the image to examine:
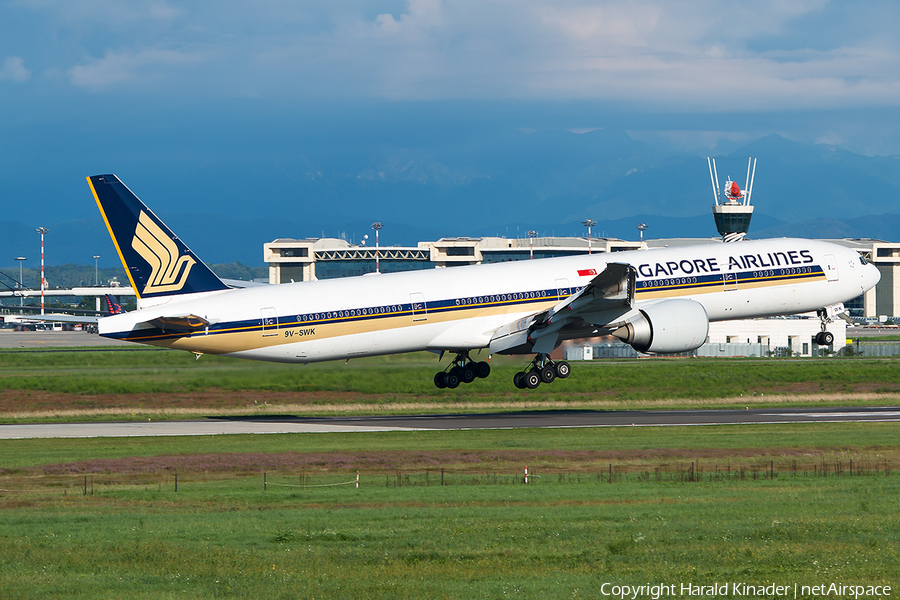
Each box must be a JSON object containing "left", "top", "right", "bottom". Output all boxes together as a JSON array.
[{"left": 599, "top": 582, "right": 891, "bottom": 599}]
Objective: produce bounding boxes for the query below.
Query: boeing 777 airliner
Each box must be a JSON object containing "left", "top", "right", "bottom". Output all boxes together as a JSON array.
[{"left": 88, "top": 174, "right": 880, "bottom": 389}]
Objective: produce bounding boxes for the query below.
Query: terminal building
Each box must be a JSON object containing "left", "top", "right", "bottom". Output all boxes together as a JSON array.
[{"left": 264, "top": 236, "right": 641, "bottom": 283}]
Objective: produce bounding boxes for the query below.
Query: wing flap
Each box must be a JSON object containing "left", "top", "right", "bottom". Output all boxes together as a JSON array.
[
  {"left": 545, "top": 263, "right": 634, "bottom": 322},
  {"left": 488, "top": 314, "right": 539, "bottom": 354},
  {"left": 489, "top": 262, "right": 636, "bottom": 354}
]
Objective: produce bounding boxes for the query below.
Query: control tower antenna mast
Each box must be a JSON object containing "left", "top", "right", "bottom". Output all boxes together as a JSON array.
[{"left": 708, "top": 157, "right": 755, "bottom": 242}]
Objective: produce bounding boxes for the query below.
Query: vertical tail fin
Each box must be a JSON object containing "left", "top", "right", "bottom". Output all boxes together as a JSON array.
[{"left": 87, "top": 175, "right": 229, "bottom": 300}]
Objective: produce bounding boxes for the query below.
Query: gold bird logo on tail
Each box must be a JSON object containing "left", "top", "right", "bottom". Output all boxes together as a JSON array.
[{"left": 131, "top": 210, "right": 196, "bottom": 295}]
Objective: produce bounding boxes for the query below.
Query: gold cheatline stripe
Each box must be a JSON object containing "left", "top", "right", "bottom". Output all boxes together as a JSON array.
[
  {"left": 121, "top": 299, "right": 563, "bottom": 354},
  {"left": 115, "top": 269, "right": 828, "bottom": 351}
]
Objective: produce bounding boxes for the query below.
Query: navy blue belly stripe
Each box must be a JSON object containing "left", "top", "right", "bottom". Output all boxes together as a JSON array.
[{"left": 636, "top": 266, "right": 824, "bottom": 293}]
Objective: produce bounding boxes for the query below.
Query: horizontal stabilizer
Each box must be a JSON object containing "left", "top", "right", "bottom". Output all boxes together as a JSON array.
[
  {"left": 16, "top": 314, "right": 100, "bottom": 325},
  {"left": 146, "top": 315, "right": 209, "bottom": 333}
]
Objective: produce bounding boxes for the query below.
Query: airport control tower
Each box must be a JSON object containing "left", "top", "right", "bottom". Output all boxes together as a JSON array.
[{"left": 708, "top": 157, "right": 756, "bottom": 242}]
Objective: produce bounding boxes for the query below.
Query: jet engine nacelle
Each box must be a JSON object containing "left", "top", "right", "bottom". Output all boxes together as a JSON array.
[{"left": 613, "top": 299, "right": 709, "bottom": 354}]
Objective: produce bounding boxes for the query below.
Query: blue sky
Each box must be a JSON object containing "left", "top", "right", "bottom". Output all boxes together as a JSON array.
[{"left": 2, "top": 1, "right": 900, "bottom": 265}]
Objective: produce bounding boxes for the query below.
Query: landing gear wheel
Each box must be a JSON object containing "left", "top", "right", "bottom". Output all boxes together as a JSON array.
[
  {"left": 554, "top": 361, "right": 570, "bottom": 379},
  {"left": 434, "top": 372, "right": 447, "bottom": 389},
  {"left": 513, "top": 371, "right": 527, "bottom": 389},
  {"left": 524, "top": 370, "right": 541, "bottom": 389},
  {"left": 460, "top": 364, "right": 477, "bottom": 384},
  {"left": 820, "top": 331, "right": 834, "bottom": 345},
  {"left": 445, "top": 371, "right": 461, "bottom": 389},
  {"left": 474, "top": 361, "right": 491, "bottom": 379},
  {"left": 539, "top": 365, "right": 557, "bottom": 384}
]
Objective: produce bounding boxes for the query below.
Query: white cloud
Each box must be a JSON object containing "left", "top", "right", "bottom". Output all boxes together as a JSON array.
[
  {"left": 246, "top": 0, "right": 899, "bottom": 110},
  {"left": 0, "top": 57, "right": 31, "bottom": 82},
  {"left": 627, "top": 130, "right": 756, "bottom": 154},
  {"left": 815, "top": 132, "right": 847, "bottom": 146},
  {"left": 69, "top": 49, "right": 203, "bottom": 88},
  {"left": 12, "top": 0, "right": 900, "bottom": 109},
  {"left": 13, "top": 0, "right": 181, "bottom": 25}
]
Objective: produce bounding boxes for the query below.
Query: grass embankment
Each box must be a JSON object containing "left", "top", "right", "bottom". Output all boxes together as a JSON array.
[
  {"left": 1, "top": 349, "right": 899, "bottom": 422},
  {"left": 1, "top": 422, "right": 899, "bottom": 469},
  {"left": 1, "top": 424, "right": 897, "bottom": 598}
]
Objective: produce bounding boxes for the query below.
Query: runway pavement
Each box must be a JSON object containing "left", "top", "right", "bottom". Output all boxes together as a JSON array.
[
  {"left": 2, "top": 406, "right": 898, "bottom": 439},
  {"left": 0, "top": 330, "right": 132, "bottom": 349}
]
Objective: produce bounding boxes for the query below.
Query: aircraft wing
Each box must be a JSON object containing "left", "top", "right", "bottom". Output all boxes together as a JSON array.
[{"left": 489, "top": 263, "right": 636, "bottom": 355}]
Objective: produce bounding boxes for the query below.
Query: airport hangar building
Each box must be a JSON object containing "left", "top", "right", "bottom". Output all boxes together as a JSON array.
[{"left": 264, "top": 235, "right": 900, "bottom": 357}]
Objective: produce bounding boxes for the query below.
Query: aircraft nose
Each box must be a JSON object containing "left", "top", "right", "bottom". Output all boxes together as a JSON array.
[{"left": 864, "top": 262, "right": 881, "bottom": 291}]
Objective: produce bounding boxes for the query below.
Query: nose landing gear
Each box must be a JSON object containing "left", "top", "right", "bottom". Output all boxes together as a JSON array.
[
  {"left": 814, "top": 308, "right": 836, "bottom": 346},
  {"left": 814, "top": 330, "right": 834, "bottom": 346},
  {"left": 433, "top": 352, "right": 491, "bottom": 389},
  {"left": 513, "top": 355, "right": 570, "bottom": 389}
]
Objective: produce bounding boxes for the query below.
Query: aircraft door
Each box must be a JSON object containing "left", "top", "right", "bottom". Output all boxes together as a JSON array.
[
  {"left": 555, "top": 278, "right": 570, "bottom": 300},
  {"left": 410, "top": 292, "right": 427, "bottom": 321},
  {"left": 261, "top": 307, "right": 278, "bottom": 337},
  {"left": 824, "top": 254, "right": 839, "bottom": 281},
  {"left": 723, "top": 272, "right": 737, "bottom": 291}
]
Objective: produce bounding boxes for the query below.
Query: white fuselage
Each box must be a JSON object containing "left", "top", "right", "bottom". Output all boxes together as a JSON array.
[{"left": 99, "top": 238, "right": 879, "bottom": 362}]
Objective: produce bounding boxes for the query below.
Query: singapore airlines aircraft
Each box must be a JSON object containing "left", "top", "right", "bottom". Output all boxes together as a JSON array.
[{"left": 89, "top": 174, "right": 880, "bottom": 389}]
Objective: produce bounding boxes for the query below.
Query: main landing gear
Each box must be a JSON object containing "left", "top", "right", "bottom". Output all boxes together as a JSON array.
[
  {"left": 513, "top": 355, "right": 570, "bottom": 390},
  {"left": 433, "top": 352, "right": 491, "bottom": 389}
]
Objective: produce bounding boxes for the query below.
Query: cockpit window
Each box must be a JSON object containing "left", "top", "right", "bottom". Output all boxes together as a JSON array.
[{"left": 859, "top": 255, "right": 868, "bottom": 266}]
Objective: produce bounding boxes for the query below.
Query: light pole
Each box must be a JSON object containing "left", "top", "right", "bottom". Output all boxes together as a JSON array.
[
  {"left": 93, "top": 255, "right": 101, "bottom": 286},
  {"left": 36, "top": 227, "right": 48, "bottom": 315},
  {"left": 15, "top": 256, "right": 26, "bottom": 307},
  {"left": 527, "top": 230, "right": 538, "bottom": 260},
  {"left": 637, "top": 223, "right": 648, "bottom": 245},
  {"left": 582, "top": 219, "right": 597, "bottom": 254},
  {"left": 371, "top": 222, "right": 382, "bottom": 273}
]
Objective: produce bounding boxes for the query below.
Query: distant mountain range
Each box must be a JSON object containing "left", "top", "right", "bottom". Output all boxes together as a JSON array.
[{"left": 2, "top": 133, "right": 898, "bottom": 269}]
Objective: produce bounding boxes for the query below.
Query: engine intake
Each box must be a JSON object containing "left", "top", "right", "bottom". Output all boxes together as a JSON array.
[{"left": 612, "top": 299, "right": 709, "bottom": 354}]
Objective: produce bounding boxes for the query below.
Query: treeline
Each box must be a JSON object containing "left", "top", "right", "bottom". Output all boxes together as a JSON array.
[
  {"left": 207, "top": 262, "right": 268, "bottom": 282},
  {"left": 0, "top": 261, "right": 267, "bottom": 292}
]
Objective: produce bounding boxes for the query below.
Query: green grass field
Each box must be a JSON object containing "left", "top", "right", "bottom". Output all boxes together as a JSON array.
[
  {"left": 2, "top": 348, "right": 900, "bottom": 397},
  {"left": 2, "top": 422, "right": 899, "bottom": 469},
  {"left": 2, "top": 477, "right": 898, "bottom": 599},
  {"left": 0, "top": 350, "right": 898, "bottom": 598},
  {"left": 1, "top": 424, "right": 897, "bottom": 599}
]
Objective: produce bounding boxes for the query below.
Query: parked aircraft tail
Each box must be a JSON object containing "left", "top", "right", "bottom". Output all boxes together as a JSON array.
[
  {"left": 87, "top": 175, "right": 229, "bottom": 301},
  {"left": 103, "top": 294, "right": 125, "bottom": 315}
]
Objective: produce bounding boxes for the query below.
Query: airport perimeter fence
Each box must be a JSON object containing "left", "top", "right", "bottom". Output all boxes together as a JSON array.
[
  {"left": 570, "top": 340, "right": 900, "bottom": 359},
  {"left": 854, "top": 342, "right": 900, "bottom": 357},
  {"left": 0, "top": 457, "right": 894, "bottom": 496},
  {"left": 366, "top": 457, "right": 893, "bottom": 487}
]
